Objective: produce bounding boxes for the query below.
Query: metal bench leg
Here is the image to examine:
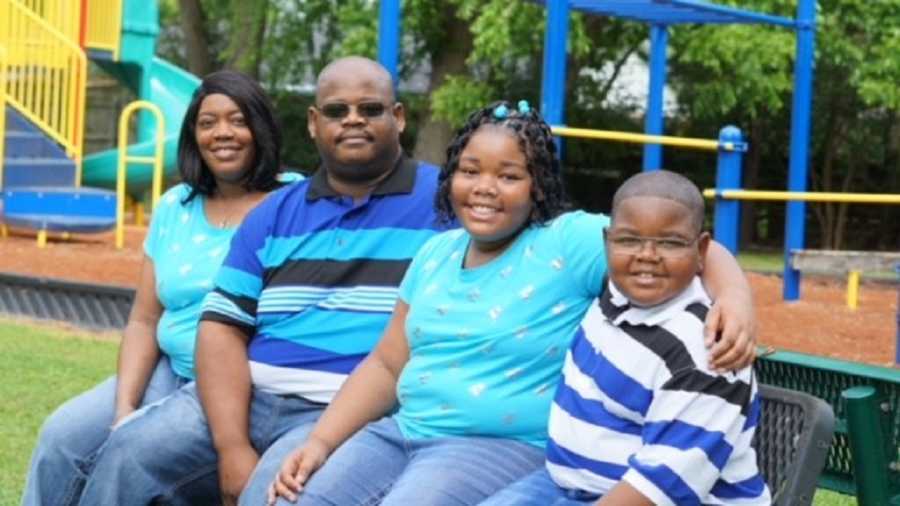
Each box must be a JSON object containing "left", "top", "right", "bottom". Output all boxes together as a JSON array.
[{"left": 843, "top": 386, "right": 891, "bottom": 505}]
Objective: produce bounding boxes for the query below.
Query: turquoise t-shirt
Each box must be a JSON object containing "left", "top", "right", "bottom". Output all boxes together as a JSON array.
[
  {"left": 144, "top": 184, "right": 237, "bottom": 379},
  {"left": 143, "top": 174, "right": 302, "bottom": 378},
  {"left": 395, "top": 210, "right": 610, "bottom": 447}
]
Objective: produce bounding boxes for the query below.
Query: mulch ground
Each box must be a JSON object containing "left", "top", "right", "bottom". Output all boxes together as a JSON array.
[{"left": 1, "top": 225, "right": 897, "bottom": 368}]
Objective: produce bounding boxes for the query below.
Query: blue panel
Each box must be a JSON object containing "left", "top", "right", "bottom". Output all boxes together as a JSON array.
[
  {"left": 378, "top": 0, "right": 401, "bottom": 84},
  {"left": 3, "top": 159, "right": 77, "bottom": 188},
  {"left": 1, "top": 187, "right": 117, "bottom": 232}
]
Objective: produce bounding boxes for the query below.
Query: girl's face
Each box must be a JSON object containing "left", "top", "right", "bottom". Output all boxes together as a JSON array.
[
  {"left": 195, "top": 93, "right": 256, "bottom": 184},
  {"left": 451, "top": 124, "right": 534, "bottom": 254}
]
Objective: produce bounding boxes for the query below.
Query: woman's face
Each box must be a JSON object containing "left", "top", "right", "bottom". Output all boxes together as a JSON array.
[
  {"left": 450, "top": 125, "right": 534, "bottom": 254},
  {"left": 195, "top": 93, "right": 256, "bottom": 184}
]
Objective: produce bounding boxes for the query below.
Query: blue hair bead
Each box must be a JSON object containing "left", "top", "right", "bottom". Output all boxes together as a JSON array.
[
  {"left": 493, "top": 104, "right": 509, "bottom": 119},
  {"left": 517, "top": 100, "right": 531, "bottom": 114}
]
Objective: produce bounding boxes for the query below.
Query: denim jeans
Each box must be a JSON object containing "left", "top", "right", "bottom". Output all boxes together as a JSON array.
[
  {"left": 21, "top": 356, "right": 187, "bottom": 506},
  {"left": 286, "top": 417, "right": 545, "bottom": 506},
  {"left": 478, "top": 468, "right": 599, "bottom": 506},
  {"left": 77, "top": 382, "right": 324, "bottom": 505}
]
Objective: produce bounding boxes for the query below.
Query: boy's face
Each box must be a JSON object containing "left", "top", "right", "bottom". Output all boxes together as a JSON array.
[{"left": 605, "top": 196, "right": 710, "bottom": 307}]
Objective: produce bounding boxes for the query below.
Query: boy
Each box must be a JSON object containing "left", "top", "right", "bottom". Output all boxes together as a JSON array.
[{"left": 483, "top": 170, "right": 770, "bottom": 505}]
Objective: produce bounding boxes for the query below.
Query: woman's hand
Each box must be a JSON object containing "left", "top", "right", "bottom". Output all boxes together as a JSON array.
[
  {"left": 704, "top": 290, "right": 757, "bottom": 372},
  {"left": 267, "top": 437, "right": 331, "bottom": 504}
]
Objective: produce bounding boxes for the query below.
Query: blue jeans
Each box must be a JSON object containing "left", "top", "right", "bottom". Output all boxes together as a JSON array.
[
  {"left": 77, "top": 382, "right": 324, "bottom": 505},
  {"left": 22, "top": 356, "right": 186, "bottom": 506},
  {"left": 287, "top": 417, "right": 545, "bottom": 506},
  {"left": 479, "top": 468, "right": 600, "bottom": 506}
]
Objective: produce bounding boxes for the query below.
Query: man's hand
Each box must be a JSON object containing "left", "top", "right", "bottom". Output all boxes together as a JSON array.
[
  {"left": 219, "top": 444, "right": 260, "bottom": 506},
  {"left": 704, "top": 292, "right": 757, "bottom": 372},
  {"left": 267, "top": 437, "right": 331, "bottom": 505}
]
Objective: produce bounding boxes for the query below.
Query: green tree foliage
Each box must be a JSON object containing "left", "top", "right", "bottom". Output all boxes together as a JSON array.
[{"left": 156, "top": 0, "right": 900, "bottom": 250}]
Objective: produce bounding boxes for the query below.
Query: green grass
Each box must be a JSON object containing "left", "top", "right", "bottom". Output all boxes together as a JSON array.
[
  {"left": 0, "top": 319, "right": 117, "bottom": 505},
  {"left": 0, "top": 318, "right": 861, "bottom": 505},
  {"left": 738, "top": 249, "right": 786, "bottom": 273}
]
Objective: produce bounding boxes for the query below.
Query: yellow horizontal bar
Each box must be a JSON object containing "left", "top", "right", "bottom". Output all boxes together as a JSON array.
[
  {"left": 125, "top": 156, "right": 157, "bottom": 164},
  {"left": 703, "top": 189, "right": 900, "bottom": 204},
  {"left": 550, "top": 126, "right": 724, "bottom": 152}
]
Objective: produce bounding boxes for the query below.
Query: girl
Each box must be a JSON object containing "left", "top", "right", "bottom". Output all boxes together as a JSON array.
[
  {"left": 23, "top": 70, "right": 296, "bottom": 506},
  {"left": 267, "top": 101, "right": 755, "bottom": 506}
]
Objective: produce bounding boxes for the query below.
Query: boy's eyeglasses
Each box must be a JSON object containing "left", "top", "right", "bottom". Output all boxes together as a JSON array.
[
  {"left": 604, "top": 229, "right": 700, "bottom": 258},
  {"left": 317, "top": 102, "right": 388, "bottom": 120}
]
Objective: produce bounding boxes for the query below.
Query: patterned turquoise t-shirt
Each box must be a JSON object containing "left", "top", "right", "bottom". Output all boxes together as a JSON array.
[
  {"left": 144, "top": 184, "right": 237, "bottom": 379},
  {"left": 395, "top": 210, "right": 610, "bottom": 447},
  {"left": 143, "top": 174, "right": 302, "bottom": 379}
]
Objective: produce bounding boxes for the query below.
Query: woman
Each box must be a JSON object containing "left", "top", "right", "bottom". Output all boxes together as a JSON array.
[{"left": 22, "top": 70, "right": 294, "bottom": 506}]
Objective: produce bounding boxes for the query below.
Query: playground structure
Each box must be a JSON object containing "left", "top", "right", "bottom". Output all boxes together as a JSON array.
[{"left": 0, "top": 0, "right": 199, "bottom": 245}]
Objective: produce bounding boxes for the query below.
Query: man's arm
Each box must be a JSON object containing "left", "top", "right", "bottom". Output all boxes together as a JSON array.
[
  {"left": 195, "top": 320, "right": 255, "bottom": 506},
  {"left": 700, "top": 241, "right": 756, "bottom": 370}
]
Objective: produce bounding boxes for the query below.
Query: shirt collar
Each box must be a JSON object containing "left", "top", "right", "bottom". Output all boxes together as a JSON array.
[
  {"left": 599, "top": 276, "right": 710, "bottom": 327},
  {"left": 306, "top": 156, "right": 417, "bottom": 201}
]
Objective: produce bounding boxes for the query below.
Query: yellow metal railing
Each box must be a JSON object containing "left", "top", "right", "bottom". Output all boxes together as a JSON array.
[
  {"left": 0, "top": 0, "right": 87, "bottom": 181},
  {"left": 702, "top": 189, "right": 900, "bottom": 204},
  {"left": 550, "top": 126, "right": 741, "bottom": 152},
  {"left": 17, "top": 0, "right": 80, "bottom": 43},
  {"left": 85, "top": 0, "right": 122, "bottom": 59},
  {"left": 116, "top": 100, "right": 164, "bottom": 249}
]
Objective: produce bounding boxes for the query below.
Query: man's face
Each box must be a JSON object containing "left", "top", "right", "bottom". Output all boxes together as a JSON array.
[{"left": 308, "top": 72, "right": 405, "bottom": 183}]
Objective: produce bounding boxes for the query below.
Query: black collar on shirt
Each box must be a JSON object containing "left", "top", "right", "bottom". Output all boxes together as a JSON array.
[{"left": 306, "top": 156, "right": 418, "bottom": 201}]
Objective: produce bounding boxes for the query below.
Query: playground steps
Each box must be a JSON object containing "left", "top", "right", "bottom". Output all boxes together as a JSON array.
[{"left": 1, "top": 106, "right": 116, "bottom": 233}]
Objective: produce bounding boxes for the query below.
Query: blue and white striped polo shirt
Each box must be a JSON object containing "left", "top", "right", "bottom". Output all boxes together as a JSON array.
[
  {"left": 547, "top": 278, "right": 770, "bottom": 505},
  {"left": 200, "top": 158, "right": 447, "bottom": 402}
]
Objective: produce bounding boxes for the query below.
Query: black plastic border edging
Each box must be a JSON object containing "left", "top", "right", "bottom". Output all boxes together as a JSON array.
[{"left": 0, "top": 272, "right": 135, "bottom": 330}]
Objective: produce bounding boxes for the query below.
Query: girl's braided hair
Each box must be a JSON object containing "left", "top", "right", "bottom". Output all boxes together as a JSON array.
[{"left": 435, "top": 100, "right": 570, "bottom": 225}]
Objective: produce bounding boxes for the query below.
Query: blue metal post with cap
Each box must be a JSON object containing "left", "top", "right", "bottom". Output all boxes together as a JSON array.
[
  {"left": 540, "top": 0, "right": 570, "bottom": 154},
  {"left": 643, "top": 23, "right": 668, "bottom": 171},
  {"left": 713, "top": 126, "right": 745, "bottom": 254},
  {"left": 377, "top": 0, "right": 401, "bottom": 84},
  {"left": 783, "top": 0, "right": 816, "bottom": 301}
]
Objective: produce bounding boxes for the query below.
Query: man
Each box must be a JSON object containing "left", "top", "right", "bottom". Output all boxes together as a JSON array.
[{"left": 77, "top": 56, "right": 448, "bottom": 506}]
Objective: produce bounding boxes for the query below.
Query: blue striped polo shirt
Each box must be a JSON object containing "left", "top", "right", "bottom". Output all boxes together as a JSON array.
[
  {"left": 547, "top": 278, "right": 770, "bottom": 505},
  {"left": 200, "top": 158, "right": 447, "bottom": 402}
]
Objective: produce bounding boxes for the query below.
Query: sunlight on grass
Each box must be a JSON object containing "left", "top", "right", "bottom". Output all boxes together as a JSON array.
[
  {"left": 815, "top": 489, "right": 858, "bottom": 505},
  {"left": 0, "top": 319, "right": 117, "bottom": 505}
]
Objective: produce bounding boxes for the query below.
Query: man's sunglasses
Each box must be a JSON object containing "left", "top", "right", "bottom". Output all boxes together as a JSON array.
[{"left": 317, "top": 102, "right": 389, "bottom": 120}]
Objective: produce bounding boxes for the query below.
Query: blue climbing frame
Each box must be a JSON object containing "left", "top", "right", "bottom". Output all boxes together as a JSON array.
[{"left": 376, "top": 0, "right": 816, "bottom": 301}]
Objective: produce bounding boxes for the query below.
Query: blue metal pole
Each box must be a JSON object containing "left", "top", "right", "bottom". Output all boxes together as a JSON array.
[
  {"left": 713, "top": 126, "right": 744, "bottom": 254},
  {"left": 540, "top": 0, "right": 569, "bottom": 154},
  {"left": 643, "top": 24, "right": 668, "bottom": 171},
  {"left": 377, "top": 0, "right": 401, "bottom": 85},
  {"left": 783, "top": 0, "right": 816, "bottom": 301},
  {"left": 895, "top": 264, "right": 900, "bottom": 365}
]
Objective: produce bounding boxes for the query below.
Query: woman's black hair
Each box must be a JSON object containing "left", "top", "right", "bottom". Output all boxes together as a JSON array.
[
  {"left": 178, "top": 69, "right": 282, "bottom": 203},
  {"left": 436, "top": 100, "right": 570, "bottom": 225}
]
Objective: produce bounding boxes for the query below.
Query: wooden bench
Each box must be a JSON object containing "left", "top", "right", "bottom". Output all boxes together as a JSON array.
[{"left": 790, "top": 249, "right": 900, "bottom": 309}]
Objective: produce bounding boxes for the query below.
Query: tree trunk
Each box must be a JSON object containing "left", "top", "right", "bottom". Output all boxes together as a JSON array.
[
  {"left": 740, "top": 120, "right": 762, "bottom": 245},
  {"left": 225, "top": 0, "right": 269, "bottom": 78},
  {"left": 178, "top": 0, "right": 215, "bottom": 76},
  {"left": 412, "top": 4, "right": 473, "bottom": 165}
]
